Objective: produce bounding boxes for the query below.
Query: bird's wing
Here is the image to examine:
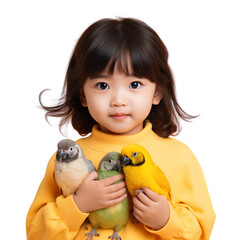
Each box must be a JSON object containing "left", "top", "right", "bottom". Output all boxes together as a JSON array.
[
  {"left": 86, "top": 159, "right": 96, "bottom": 172},
  {"left": 153, "top": 164, "right": 172, "bottom": 199},
  {"left": 53, "top": 170, "right": 64, "bottom": 194}
]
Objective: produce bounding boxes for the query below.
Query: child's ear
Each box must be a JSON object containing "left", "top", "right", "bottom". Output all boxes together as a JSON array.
[
  {"left": 80, "top": 97, "right": 87, "bottom": 107},
  {"left": 79, "top": 90, "right": 87, "bottom": 107},
  {"left": 152, "top": 86, "right": 163, "bottom": 105}
]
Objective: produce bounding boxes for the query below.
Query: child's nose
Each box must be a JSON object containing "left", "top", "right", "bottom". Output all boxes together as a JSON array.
[{"left": 110, "top": 90, "right": 127, "bottom": 107}]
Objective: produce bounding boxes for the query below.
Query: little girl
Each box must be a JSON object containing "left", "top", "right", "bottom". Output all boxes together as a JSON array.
[{"left": 26, "top": 18, "right": 215, "bottom": 240}]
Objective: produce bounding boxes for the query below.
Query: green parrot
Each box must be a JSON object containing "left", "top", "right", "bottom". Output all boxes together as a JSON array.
[{"left": 86, "top": 152, "right": 129, "bottom": 240}]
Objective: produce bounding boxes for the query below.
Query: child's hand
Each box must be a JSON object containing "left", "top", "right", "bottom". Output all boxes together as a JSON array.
[
  {"left": 132, "top": 187, "right": 170, "bottom": 230},
  {"left": 73, "top": 171, "right": 127, "bottom": 213}
]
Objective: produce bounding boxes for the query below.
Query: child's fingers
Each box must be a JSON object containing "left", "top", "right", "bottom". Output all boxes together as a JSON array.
[
  {"left": 132, "top": 195, "right": 146, "bottom": 211},
  {"left": 105, "top": 180, "right": 126, "bottom": 194},
  {"left": 107, "top": 186, "right": 127, "bottom": 200},
  {"left": 134, "top": 188, "right": 152, "bottom": 207},
  {"left": 101, "top": 174, "right": 124, "bottom": 186},
  {"left": 133, "top": 205, "right": 143, "bottom": 221},
  {"left": 106, "top": 192, "right": 128, "bottom": 207},
  {"left": 142, "top": 187, "right": 161, "bottom": 202},
  {"left": 84, "top": 171, "right": 99, "bottom": 182}
]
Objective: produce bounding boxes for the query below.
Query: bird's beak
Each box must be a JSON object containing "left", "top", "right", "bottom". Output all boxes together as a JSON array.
[
  {"left": 113, "top": 161, "right": 122, "bottom": 172},
  {"left": 56, "top": 149, "right": 68, "bottom": 162},
  {"left": 122, "top": 156, "right": 132, "bottom": 167}
]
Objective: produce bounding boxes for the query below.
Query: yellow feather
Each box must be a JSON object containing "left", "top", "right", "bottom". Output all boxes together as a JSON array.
[{"left": 121, "top": 144, "right": 171, "bottom": 201}]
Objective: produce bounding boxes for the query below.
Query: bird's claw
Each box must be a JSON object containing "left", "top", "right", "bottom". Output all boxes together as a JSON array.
[
  {"left": 85, "top": 228, "right": 99, "bottom": 240},
  {"left": 108, "top": 230, "right": 121, "bottom": 240},
  {"left": 83, "top": 218, "right": 90, "bottom": 230},
  {"left": 130, "top": 210, "right": 139, "bottom": 224}
]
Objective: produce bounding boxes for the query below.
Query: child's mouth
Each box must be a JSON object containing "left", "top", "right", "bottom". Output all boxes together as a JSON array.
[{"left": 110, "top": 113, "right": 129, "bottom": 120}]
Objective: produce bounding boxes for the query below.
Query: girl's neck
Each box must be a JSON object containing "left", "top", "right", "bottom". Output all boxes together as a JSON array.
[{"left": 99, "top": 122, "right": 144, "bottom": 136}]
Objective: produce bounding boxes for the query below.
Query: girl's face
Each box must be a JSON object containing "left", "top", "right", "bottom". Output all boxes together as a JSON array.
[{"left": 81, "top": 69, "right": 162, "bottom": 135}]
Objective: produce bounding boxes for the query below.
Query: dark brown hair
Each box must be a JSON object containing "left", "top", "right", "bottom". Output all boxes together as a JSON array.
[{"left": 39, "top": 18, "right": 196, "bottom": 138}]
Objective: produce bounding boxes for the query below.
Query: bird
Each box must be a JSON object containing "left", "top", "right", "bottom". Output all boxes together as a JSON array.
[
  {"left": 86, "top": 152, "right": 129, "bottom": 240},
  {"left": 121, "top": 144, "right": 171, "bottom": 201},
  {"left": 54, "top": 139, "right": 96, "bottom": 197}
]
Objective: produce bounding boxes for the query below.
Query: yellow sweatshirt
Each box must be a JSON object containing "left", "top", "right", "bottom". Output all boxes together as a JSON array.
[{"left": 26, "top": 122, "right": 215, "bottom": 240}]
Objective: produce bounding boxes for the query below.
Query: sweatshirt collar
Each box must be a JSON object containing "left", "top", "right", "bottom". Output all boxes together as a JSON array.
[{"left": 84, "top": 121, "right": 156, "bottom": 151}]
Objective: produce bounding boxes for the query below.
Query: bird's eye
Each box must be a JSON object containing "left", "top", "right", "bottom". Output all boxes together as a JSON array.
[
  {"left": 108, "top": 159, "right": 112, "bottom": 163},
  {"left": 132, "top": 152, "right": 138, "bottom": 157},
  {"left": 69, "top": 147, "right": 73, "bottom": 151}
]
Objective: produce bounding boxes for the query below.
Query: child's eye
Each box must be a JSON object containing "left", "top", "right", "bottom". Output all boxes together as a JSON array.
[
  {"left": 96, "top": 82, "right": 109, "bottom": 90},
  {"left": 129, "top": 81, "right": 142, "bottom": 89}
]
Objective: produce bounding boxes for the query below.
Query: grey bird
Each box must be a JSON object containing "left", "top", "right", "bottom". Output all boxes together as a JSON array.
[{"left": 54, "top": 139, "right": 96, "bottom": 197}]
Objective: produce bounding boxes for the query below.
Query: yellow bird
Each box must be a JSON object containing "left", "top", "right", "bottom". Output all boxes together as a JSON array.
[{"left": 121, "top": 144, "right": 172, "bottom": 201}]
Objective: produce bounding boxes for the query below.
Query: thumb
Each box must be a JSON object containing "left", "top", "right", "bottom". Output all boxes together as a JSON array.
[{"left": 84, "top": 171, "right": 98, "bottom": 182}]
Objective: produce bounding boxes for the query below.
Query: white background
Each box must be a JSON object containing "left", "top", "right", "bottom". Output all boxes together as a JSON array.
[{"left": 1, "top": 0, "right": 239, "bottom": 239}]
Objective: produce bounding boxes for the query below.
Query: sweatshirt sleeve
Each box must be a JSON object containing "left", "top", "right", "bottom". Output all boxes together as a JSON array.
[
  {"left": 26, "top": 153, "right": 88, "bottom": 239},
  {"left": 145, "top": 145, "right": 216, "bottom": 240}
]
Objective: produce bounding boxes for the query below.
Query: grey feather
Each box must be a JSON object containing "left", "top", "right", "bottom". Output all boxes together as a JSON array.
[{"left": 86, "top": 159, "right": 96, "bottom": 172}]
